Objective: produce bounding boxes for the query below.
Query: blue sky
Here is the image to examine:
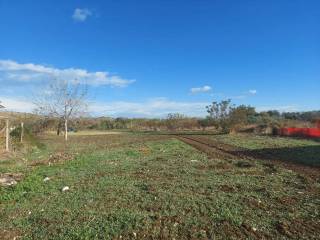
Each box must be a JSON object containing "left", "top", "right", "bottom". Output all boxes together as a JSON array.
[{"left": 0, "top": 0, "right": 319, "bottom": 117}]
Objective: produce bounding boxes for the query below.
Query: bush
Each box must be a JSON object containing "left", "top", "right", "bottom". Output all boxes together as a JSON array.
[{"left": 10, "top": 126, "right": 45, "bottom": 150}]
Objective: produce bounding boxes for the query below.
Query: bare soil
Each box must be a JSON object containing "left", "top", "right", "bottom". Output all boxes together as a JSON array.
[{"left": 175, "top": 134, "right": 320, "bottom": 239}]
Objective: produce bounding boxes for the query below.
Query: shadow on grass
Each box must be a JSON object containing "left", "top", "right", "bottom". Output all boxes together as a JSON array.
[
  {"left": 237, "top": 145, "right": 320, "bottom": 167},
  {"left": 311, "top": 138, "right": 320, "bottom": 143},
  {"left": 277, "top": 135, "right": 320, "bottom": 144}
]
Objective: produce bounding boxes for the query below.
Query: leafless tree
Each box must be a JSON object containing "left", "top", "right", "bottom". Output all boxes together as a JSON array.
[{"left": 34, "top": 79, "right": 88, "bottom": 141}]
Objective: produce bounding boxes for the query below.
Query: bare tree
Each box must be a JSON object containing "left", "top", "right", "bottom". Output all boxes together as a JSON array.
[
  {"left": 166, "top": 113, "right": 185, "bottom": 131},
  {"left": 34, "top": 79, "right": 87, "bottom": 141}
]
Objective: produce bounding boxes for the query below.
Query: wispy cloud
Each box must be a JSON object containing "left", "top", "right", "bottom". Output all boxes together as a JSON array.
[
  {"left": 256, "top": 105, "right": 299, "bottom": 112},
  {"left": 72, "top": 8, "right": 92, "bottom": 22},
  {"left": 229, "top": 89, "right": 257, "bottom": 100},
  {"left": 248, "top": 89, "right": 257, "bottom": 95},
  {"left": 90, "top": 98, "right": 208, "bottom": 117},
  {"left": 190, "top": 85, "right": 212, "bottom": 94},
  {"left": 0, "top": 60, "right": 135, "bottom": 87},
  {"left": 0, "top": 95, "right": 301, "bottom": 117},
  {"left": 0, "top": 96, "right": 208, "bottom": 117},
  {"left": 0, "top": 96, "right": 35, "bottom": 112}
]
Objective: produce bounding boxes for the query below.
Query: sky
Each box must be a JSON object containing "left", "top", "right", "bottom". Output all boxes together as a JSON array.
[{"left": 0, "top": 0, "right": 319, "bottom": 117}]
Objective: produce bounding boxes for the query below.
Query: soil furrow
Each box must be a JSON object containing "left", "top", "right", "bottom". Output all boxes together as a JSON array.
[{"left": 175, "top": 135, "right": 320, "bottom": 181}]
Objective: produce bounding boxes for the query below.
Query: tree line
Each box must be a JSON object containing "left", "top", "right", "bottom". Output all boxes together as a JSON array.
[
  {"left": 26, "top": 79, "right": 319, "bottom": 138},
  {"left": 31, "top": 104, "right": 320, "bottom": 135}
]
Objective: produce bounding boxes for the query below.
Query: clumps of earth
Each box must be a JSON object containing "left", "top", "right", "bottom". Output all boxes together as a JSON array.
[
  {"left": 235, "top": 160, "right": 255, "bottom": 168},
  {"left": 0, "top": 173, "right": 23, "bottom": 187},
  {"left": 29, "top": 152, "right": 74, "bottom": 166}
]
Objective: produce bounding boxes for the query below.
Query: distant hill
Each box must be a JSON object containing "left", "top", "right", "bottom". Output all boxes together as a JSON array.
[{"left": 0, "top": 111, "right": 38, "bottom": 119}]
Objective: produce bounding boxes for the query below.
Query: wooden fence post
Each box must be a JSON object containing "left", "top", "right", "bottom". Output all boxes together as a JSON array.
[
  {"left": 21, "top": 122, "right": 24, "bottom": 143},
  {"left": 5, "top": 119, "right": 9, "bottom": 152}
]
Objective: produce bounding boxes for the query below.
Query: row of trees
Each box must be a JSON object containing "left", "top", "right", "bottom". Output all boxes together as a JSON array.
[
  {"left": 31, "top": 79, "right": 319, "bottom": 139},
  {"left": 36, "top": 116, "right": 204, "bottom": 132},
  {"left": 205, "top": 100, "right": 320, "bottom": 133},
  {"left": 34, "top": 105, "right": 318, "bottom": 135}
]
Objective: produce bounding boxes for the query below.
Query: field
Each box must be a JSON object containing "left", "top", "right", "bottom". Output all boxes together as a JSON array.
[{"left": 0, "top": 132, "right": 319, "bottom": 239}]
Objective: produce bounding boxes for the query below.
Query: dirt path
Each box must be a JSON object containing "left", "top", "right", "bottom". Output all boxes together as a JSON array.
[{"left": 175, "top": 135, "right": 320, "bottom": 181}]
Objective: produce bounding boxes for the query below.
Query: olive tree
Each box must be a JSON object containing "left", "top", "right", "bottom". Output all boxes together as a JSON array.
[{"left": 34, "top": 79, "right": 87, "bottom": 141}]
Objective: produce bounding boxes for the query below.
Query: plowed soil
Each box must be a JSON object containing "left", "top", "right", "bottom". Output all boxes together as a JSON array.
[{"left": 175, "top": 135, "right": 320, "bottom": 181}]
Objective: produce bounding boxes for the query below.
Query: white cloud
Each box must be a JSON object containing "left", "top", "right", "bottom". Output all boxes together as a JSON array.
[
  {"left": 88, "top": 98, "right": 208, "bottom": 118},
  {"left": 229, "top": 90, "right": 257, "bottom": 100},
  {"left": 0, "top": 97, "right": 34, "bottom": 112},
  {"left": 72, "top": 8, "right": 92, "bottom": 22},
  {"left": 190, "top": 85, "right": 212, "bottom": 94},
  {"left": 248, "top": 89, "right": 257, "bottom": 95},
  {"left": 0, "top": 96, "right": 208, "bottom": 117},
  {"left": 0, "top": 95, "right": 301, "bottom": 117},
  {"left": 0, "top": 60, "right": 135, "bottom": 87}
]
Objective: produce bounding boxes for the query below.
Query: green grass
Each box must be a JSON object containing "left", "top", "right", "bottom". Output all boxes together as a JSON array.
[{"left": 0, "top": 135, "right": 319, "bottom": 239}]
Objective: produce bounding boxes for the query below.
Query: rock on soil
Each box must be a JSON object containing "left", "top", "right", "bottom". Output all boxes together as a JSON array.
[
  {"left": 62, "top": 186, "right": 70, "bottom": 192},
  {"left": 43, "top": 177, "right": 50, "bottom": 182}
]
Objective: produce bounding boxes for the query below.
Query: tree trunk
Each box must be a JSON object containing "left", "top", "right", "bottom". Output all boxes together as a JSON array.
[
  {"left": 57, "top": 121, "right": 61, "bottom": 136},
  {"left": 64, "top": 118, "right": 68, "bottom": 141}
]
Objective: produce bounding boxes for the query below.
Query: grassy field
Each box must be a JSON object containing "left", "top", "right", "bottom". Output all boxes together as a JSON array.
[{"left": 0, "top": 132, "right": 319, "bottom": 239}]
